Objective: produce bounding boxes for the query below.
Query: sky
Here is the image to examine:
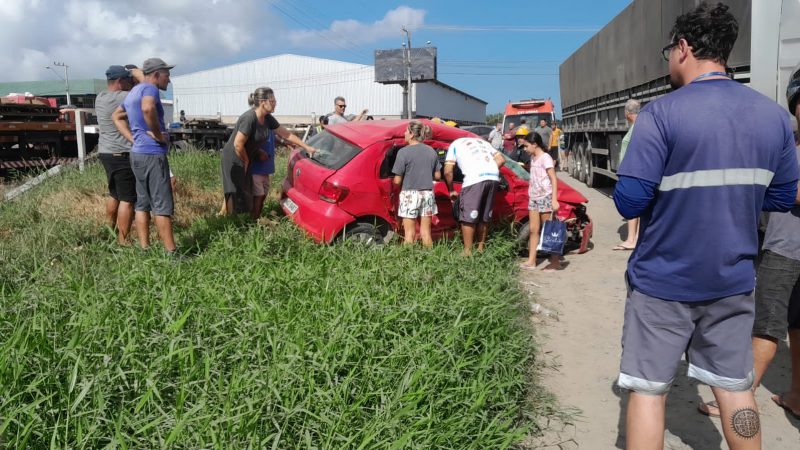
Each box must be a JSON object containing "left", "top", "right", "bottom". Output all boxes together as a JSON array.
[{"left": 0, "top": 0, "right": 634, "bottom": 115}]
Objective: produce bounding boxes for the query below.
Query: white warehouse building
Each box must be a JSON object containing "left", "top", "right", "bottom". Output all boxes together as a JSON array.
[{"left": 171, "top": 54, "right": 486, "bottom": 125}]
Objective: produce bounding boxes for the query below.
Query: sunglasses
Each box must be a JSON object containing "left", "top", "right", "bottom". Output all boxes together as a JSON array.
[
  {"left": 336, "top": 104, "right": 346, "bottom": 108},
  {"left": 661, "top": 42, "right": 678, "bottom": 61}
]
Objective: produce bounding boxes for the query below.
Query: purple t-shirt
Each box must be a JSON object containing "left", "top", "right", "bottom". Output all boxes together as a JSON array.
[
  {"left": 121, "top": 83, "right": 167, "bottom": 155},
  {"left": 617, "top": 78, "right": 799, "bottom": 302}
]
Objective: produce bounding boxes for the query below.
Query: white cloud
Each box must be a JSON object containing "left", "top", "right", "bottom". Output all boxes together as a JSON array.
[
  {"left": 287, "top": 6, "right": 426, "bottom": 48},
  {"left": 0, "top": 2, "right": 425, "bottom": 83},
  {"left": 0, "top": 0, "right": 277, "bottom": 82}
]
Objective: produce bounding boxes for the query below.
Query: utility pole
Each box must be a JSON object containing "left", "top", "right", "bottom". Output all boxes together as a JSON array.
[
  {"left": 401, "top": 26, "right": 413, "bottom": 119},
  {"left": 52, "top": 61, "right": 71, "bottom": 106}
]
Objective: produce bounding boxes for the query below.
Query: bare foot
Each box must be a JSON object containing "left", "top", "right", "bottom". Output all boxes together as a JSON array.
[{"left": 772, "top": 393, "right": 800, "bottom": 419}]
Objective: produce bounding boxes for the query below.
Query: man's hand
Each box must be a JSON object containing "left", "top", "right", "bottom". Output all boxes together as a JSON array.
[{"left": 147, "top": 130, "right": 168, "bottom": 145}]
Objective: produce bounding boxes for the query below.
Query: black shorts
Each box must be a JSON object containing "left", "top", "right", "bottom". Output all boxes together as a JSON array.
[
  {"left": 752, "top": 250, "right": 800, "bottom": 340},
  {"left": 458, "top": 180, "right": 497, "bottom": 224},
  {"left": 98, "top": 153, "right": 136, "bottom": 203}
]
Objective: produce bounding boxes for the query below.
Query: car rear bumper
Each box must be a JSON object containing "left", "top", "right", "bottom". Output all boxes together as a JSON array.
[{"left": 281, "top": 179, "right": 354, "bottom": 243}]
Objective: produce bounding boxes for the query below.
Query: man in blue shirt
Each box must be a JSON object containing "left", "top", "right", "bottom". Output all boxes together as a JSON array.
[
  {"left": 113, "top": 58, "right": 177, "bottom": 254},
  {"left": 613, "top": 4, "right": 798, "bottom": 449}
]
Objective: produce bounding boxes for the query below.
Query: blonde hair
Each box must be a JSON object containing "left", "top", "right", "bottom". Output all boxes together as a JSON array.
[{"left": 407, "top": 120, "right": 432, "bottom": 142}]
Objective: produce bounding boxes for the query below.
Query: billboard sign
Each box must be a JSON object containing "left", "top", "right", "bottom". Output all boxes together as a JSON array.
[{"left": 374, "top": 47, "right": 437, "bottom": 84}]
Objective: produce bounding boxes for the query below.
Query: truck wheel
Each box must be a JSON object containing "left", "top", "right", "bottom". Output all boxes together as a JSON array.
[
  {"left": 585, "top": 150, "right": 597, "bottom": 188},
  {"left": 568, "top": 143, "right": 579, "bottom": 178},
  {"left": 579, "top": 144, "right": 588, "bottom": 183},
  {"left": 343, "top": 222, "right": 384, "bottom": 246}
]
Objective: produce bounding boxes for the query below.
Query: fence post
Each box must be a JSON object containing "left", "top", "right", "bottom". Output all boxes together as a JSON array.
[{"left": 75, "top": 110, "right": 86, "bottom": 172}]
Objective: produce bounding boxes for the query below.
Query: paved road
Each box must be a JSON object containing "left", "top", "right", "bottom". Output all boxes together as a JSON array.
[{"left": 525, "top": 173, "right": 800, "bottom": 450}]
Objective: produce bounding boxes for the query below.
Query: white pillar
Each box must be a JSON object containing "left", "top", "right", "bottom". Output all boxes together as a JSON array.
[{"left": 74, "top": 110, "right": 86, "bottom": 172}]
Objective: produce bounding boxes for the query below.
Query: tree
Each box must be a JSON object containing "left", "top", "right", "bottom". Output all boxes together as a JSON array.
[{"left": 485, "top": 113, "right": 503, "bottom": 125}]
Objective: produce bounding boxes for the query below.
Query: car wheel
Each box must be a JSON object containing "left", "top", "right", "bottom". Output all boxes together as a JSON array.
[
  {"left": 514, "top": 221, "right": 531, "bottom": 255},
  {"left": 343, "top": 222, "right": 384, "bottom": 245}
]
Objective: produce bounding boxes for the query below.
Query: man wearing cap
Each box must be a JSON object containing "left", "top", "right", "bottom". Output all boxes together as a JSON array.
[
  {"left": 96, "top": 64, "right": 143, "bottom": 244},
  {"left": 112, "top": 57, "right": 177, "bottom": 254}
]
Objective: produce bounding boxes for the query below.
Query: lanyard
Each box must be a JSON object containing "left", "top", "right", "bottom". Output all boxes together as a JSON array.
[{"left": 691, "top": 71, "right": 730, "bottom": 83}]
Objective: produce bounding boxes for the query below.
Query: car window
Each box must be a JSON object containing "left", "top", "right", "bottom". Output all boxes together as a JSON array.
[
  {"left": 305, "top": 131, "right": 362, "bottom": 170},
  {"left": 504, "top": 157, "right": 530, "bottom": 181},
  {"left": 379, "top": 145, "right": 401, "bottom": 178}
]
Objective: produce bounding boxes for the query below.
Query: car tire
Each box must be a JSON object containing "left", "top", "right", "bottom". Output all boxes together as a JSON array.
[
  {"left": 514, "top": 221, "right": 531, "bottom": 255},
  {"left": 343, "top": 222, "right": 385, "bottom": 245}
]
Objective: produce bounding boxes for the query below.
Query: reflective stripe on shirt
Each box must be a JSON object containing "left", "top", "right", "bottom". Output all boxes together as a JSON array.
[{"left": 659, "top": 168, "right": 775, "bottom": 192}]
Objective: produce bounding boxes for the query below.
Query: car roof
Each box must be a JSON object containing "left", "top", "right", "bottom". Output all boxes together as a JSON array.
[{"left": 324, "top": 119, "right": 476, "bottom": 147}]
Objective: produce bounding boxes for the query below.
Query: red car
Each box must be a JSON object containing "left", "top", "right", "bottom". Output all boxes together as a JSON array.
[{"left": 280, "top": 119, "right": 592, "bottom": 252}]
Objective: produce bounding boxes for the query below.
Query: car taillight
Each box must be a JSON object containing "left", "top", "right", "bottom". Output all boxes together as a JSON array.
[{"left": 319, "top": 181, "right": 349, "bottom": 203}]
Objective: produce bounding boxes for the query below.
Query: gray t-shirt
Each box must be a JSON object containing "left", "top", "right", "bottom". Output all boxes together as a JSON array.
[
  {"left": 762, "top": 145, "right": 800, "bottom": 260},
  {"left": 96, "top": 90, "right": 132, "bottom": 154},
  {"left": 534, "top": 126, "right": 553, "bottom": 150},
  {"left": 327, "top": 113, "right": 348, "bottom": 125},
  {"left": 391, "top": 143, "right": 442, "bottom": 191}
]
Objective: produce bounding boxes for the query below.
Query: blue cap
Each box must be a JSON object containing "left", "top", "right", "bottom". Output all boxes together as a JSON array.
[{"left": 105, "top": 65, "right": 131, "bottom": 80}]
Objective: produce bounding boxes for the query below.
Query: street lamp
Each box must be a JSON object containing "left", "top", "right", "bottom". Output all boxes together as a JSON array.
[{"left": 45, "top": 61, "right": 71, "bottom": 106}]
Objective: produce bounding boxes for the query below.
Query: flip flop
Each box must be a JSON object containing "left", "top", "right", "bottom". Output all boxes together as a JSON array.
[
  {"left": 612, "top": 245, "right": 635, "bottom": 251},
  {"left": 697, "top": 400, "right": 720, "bottom": 418},
  {"left": 519, "top": 263, "right": 537, "bottom": 271},
  {"left": 772, "top": 394, "right": 800, "bottom": 419}
]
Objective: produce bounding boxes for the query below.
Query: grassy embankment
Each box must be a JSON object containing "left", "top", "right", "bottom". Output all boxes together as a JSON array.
[{"left": 0, "top": 149, "right": 554, "bottom": 448}]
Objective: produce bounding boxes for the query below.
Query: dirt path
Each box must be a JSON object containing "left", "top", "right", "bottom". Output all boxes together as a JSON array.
[{"left": 525, "top": 173, "right": 800, "bottom": 450}]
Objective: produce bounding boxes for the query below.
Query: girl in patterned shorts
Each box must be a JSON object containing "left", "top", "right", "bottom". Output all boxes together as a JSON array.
[
  {"left": 519, "top": 131, "right": 561, "bottom": 271},
  {"left": 391, "top": 121, "right": 442, "bottom": 247}
]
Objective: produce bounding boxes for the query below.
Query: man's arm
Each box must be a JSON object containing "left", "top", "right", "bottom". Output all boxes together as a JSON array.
[
  {"left": 393, "top": 175, "right": 403, "bottom": 186},
  {"left": 494, "top": 152, "right": 506, "bottom": 168},
  {"left": 141, "top": 96, "right": 166, "bottom": 144},
  {"left": 353, "top": 108, "right": 368, "bottom": 121},
  {"left": 613, "top": 176, "right": 657, "bottom": 219},
  {"left": 444, "top": 162, "right": 456, "bottom": 198},
  {"left": 111, "top": 106, "right": 133, "bottom": 143}
]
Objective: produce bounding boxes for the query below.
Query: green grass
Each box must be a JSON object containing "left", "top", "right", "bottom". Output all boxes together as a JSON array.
[{"left": 0, "top": 150, "right": 551, "bottom": 448}]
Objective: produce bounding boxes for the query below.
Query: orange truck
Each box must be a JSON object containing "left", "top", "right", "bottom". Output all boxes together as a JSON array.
[{"left": 501, "top": 98, "right": 556, "bottom": 134}]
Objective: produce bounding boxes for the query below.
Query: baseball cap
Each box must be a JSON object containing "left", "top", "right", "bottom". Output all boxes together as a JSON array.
[
  {"left": 787, "top": 62, "right": 800, "bottom": 114},
  {"left": 105, "top": 65, "right": 131, "bottom": 80},
  {"left": 142, "top": 57, "right": 175, "bottom": 74}
]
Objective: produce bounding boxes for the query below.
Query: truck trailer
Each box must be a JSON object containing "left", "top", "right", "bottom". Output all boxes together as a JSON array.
[{"left": 559, "top": 0, "right": 800, "bottom": 187}]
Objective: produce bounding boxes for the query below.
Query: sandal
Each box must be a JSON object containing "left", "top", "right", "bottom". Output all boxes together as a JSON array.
[{"left": 697, "top": 400, "right": 720, "bottom": 418}]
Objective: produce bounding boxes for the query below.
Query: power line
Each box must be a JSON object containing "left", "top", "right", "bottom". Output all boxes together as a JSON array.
[
  {"left": 423, "top": 25, "right": 599, "bottom": 33},
  {"left": 439, "top": 72, "right": 559, "bottom": 76},
  {"left": 272, "top": 1, "right": 371, "bottom": 63},
  {"left": 282, "top": 0, "right": 374, "bottom": 62}
]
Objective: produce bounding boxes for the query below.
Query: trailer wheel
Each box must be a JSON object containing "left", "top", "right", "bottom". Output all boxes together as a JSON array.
[
  {"left": 579, "top": 144, "right": 589, "bottom": 183},
  {"left": 585, "top": 149, "right": 597, "bottom": 188},
  {"left": 568, "top": 143, "right": 579, "bottom": 178}
]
